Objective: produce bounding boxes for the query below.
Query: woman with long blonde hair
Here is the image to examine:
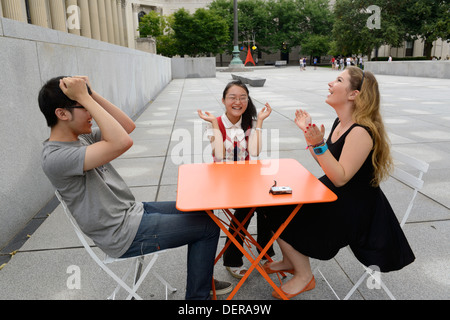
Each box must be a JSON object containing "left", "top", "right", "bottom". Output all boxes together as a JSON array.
[{"left": 260, "top": 67, "right": 415, "bottom": 299}]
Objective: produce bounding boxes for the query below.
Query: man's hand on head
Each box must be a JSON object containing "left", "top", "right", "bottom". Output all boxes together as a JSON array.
[{"left": 59, "top": 77, "right": 91, "bottom": 104}]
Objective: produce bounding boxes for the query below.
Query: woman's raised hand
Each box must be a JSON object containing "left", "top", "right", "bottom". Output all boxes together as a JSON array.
[
  {"left": 197, "top": 110, "right": 217, "bottom": 124},
  {"left": 257, "top": 103, "right": 272, "bottom": 122},
  {"left": 294, "top": 109, "right": 312, "bottom": 131}
]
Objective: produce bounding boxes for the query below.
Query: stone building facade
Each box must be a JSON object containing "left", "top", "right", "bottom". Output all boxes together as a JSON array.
[{"left": 0, "top": 0, "right": 212, "bottom": 54}]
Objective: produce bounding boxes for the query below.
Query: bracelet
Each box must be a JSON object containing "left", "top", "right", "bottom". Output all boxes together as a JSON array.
[
  {"left": 305, "top": 140, "right": 325, "bottom": 150},
  {"left": 255, "top": 127, "right": 262, "bottom": 131}
]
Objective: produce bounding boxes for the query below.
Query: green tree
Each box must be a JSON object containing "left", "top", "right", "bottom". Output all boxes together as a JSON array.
[
  {"left": 209, "top": 0, "right": 271, "bottom": 56},
  {"left": 401, "top": 0, "right": 450, "bottom": 59},
  {"left": 156, "top": 14, "right": 178, "bottom": 57},
  {"left": 172, "top": 8, "right": 229, "bottom": 57},
  {"left": 138, "top": 10, "right": 166, "bottom": 38},
  {"left": 138, "top": 11, "right": 178, "bottom": 57},
  {"left": 209, "top": 0, "right": 334, "bottom": 60},
  {"left": 237, "top": 0, "right": 273, "bottom": 55},
  {"left": 264, "top": 0, "right": 305, "bottom": 54},
  {"left": 330, "top": 0, "right": 449, "bottom": 60},
  {"left": 301, "top": 34, "right": 330, "bottom": 57},
  {"left": 298, "top": 0, "right": 334, "bottom": 60},
  {"left": 156, "top": 34, "right": 178, "bottom": 57},
  {"left": 330, "top": 0, "right": 406, "bottom": 59},
  {"left": 208, "top": 0, "right": 233, "bottom": 57}
]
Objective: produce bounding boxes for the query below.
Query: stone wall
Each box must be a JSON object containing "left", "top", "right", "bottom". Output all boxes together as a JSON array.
[
  {"left": 0, "top": 17, "right": 172, "bottom": 249},
  {"left": 171, "top": 57, "right": 216, "bottom": 79},
  {"left": 365, "top": 61, "right": 450, "bottom": 79}
]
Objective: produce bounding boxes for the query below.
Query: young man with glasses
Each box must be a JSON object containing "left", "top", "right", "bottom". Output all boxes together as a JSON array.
[{"left": 38, "top": 76, "right": 231, "bottom": 299}]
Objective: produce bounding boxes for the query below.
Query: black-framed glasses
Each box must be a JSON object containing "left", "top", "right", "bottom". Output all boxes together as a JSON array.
[
  {"left": 226, "top": 96, "right": 249, "bottom": 103},
  {"left": 63, "top": 105, "right": 85, "bottom": 109}
]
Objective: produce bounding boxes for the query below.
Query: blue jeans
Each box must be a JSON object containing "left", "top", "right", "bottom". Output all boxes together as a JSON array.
[{"left": 120, "top": 202, "right": 220, "bottom": 300}]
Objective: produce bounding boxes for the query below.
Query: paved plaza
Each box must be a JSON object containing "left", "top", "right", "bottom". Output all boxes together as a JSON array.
[{"left": 0, "top": 66, "right": 449, "bottom": 300}]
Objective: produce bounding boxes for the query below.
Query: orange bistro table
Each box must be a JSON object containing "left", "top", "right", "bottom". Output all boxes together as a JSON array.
[{"left": 176, "top": 159, "right": 337, "bottom": 300}]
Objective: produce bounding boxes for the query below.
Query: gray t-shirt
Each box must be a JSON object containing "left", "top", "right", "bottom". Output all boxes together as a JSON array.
[{"left": 42, "top": 128, "right": 143, "bottom": 258}]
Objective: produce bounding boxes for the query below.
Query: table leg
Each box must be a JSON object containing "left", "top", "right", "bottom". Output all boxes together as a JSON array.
[
  {"left": 239, "top": 204, "right": 303, "bottom": 300},
  {"left": 214, "top": 208, "right": 274, "bottom": 266},
  {"left": 207, "top": 204, "right": 302, "bottom": 300},
  {"left": 214, "top": 208, "right": 256, "bottom": 265},
  {"left": 207, "top": 210, "right": 276, "bottom": 299}
]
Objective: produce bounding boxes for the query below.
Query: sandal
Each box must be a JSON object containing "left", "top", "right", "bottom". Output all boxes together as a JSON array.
[{"left": 226, "top": 266, "right": 248, "bottom": 279}]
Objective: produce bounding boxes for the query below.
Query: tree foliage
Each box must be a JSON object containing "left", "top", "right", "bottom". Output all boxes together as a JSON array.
[
  {"left": 401, "top": 0, "right": 450, "bottom": 58},
  {"left": 331, "top": 0, "right": 403, "bottom": 58},
  {"left": 331, "top": 0, "right": 450, "bottom": 59},
  {"left": 139, "top": 0, "right": 449, "bottom": 60},
  {"left": 138, "top": 10, "right": 166, "bottom": 38},
  {"left": 209, "top": 0, "right": 270, "bottom": 54},
  {"left": 298, "top": 0, "right": 334, "bottom": 57},
  {"left": 138, "top": 11, "right": 177, "bottom": 56},
  {"left": 208, "top": 0, "right": 334, "bottom": 56},
  {"left": 138, "top": 8, "right": 229, "bottom": 57},
  {"left": 170, "top": 8, "right": 229, "bottom": 57}
]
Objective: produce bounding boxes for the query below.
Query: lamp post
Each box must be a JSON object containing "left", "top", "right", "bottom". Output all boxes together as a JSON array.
[{"left": 229, "top": 0, "right": 244, "bottom": 67}]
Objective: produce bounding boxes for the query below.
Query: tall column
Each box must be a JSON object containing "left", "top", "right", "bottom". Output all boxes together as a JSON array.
[
  {"left": 78, "top": 0, "right": 91, "bottom": 38},
  {"left": 104, "top": 0, "right": 115, "bottom": 44},
  {"left": 111, "top": 0, "right": 120, "bottom": 45},
  {"left": 65, "top": 0, "right": 80, "bottom": 35},
  {"left": 124, "top": 0, "right": 135, "bottom": 49},
  {"left": 28, "top": 0, "right": 51, "bottom": 28},
  {"left": 131, "top": 3, "right": 141, "bottom": 43},
  {"left": 97, "top": 0, "right": 109, "bottom": 42},
  {"left": 1, "top": 0, "right": 28, "bottom": 22},
  {"left": 88, "top": 0, "right": 101, "bottom": 40},
  {"left": 49, "top": 0, "right": 67, "bottom": 32},
  {"left": 116, "top": 0, "right": 125, "bottom": 47}
]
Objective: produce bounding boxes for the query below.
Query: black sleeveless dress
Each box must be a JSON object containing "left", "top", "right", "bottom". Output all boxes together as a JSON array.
[{"left": 262, "top": 118, "right": 415, "bottom": 272}]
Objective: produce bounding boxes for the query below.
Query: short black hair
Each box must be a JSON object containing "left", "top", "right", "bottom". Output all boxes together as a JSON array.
[{"left": 38, "top": 76, "right": 92, "bottom": 127}]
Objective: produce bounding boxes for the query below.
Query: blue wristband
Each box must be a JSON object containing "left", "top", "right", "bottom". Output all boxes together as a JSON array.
[{"left": 313, "top": 143, "right": 328, "bottom": 155}]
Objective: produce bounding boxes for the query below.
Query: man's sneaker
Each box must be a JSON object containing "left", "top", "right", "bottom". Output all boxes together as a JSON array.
[{"left": 210, "top": 279, "right": 233, "bottom": 296}]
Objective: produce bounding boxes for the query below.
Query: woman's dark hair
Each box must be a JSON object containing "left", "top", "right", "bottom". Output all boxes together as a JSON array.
[
  {"left": 222, "top": 80, "right": 257, "bottom": 131},
  {"left": 38, "top": 76, "right": 92, "bottom": 127}
]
